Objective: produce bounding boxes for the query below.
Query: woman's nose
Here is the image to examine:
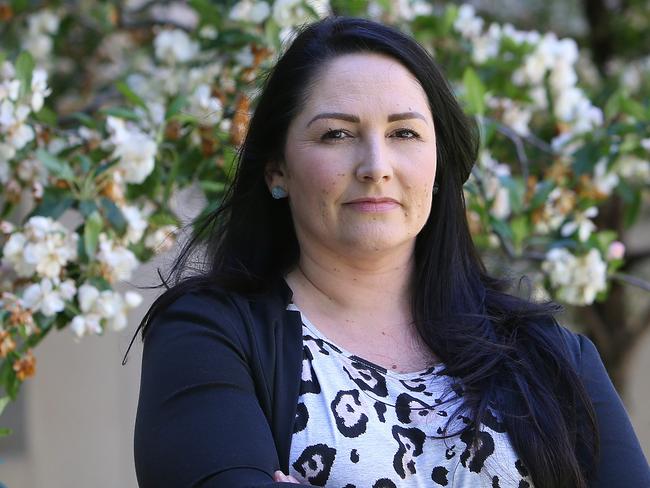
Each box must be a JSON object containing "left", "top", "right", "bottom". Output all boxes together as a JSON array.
[{"left": 355, "top": 136, "right": 394, "bottom": 183}]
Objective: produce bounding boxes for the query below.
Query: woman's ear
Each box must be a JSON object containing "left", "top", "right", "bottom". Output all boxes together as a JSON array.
[{"left": 264, "top": 159, "right": 288, "bottom": 191}]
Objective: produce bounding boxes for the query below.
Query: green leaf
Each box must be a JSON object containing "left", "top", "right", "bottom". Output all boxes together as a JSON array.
[
  {"left": 36, "top": 149, "right": 75, "bottom": 181},
  {"left": 331, "top": 0, "right": 368, "bottom": 15},
  {"left": 0, "top": 427, "right": 13, "bottom": 437},
  {"left": 462, "top": 68, "right": 485, "bottom": 116},
  {"left": 34, "top": 106, "right": 57, "bottom": 125},
  {"left": 502, "top": 177, "right": 525, "bottom": 214},
  {"left": 623, "top": 189, "right": 642, "bottom": 228},
  {"left": 490, "top": 216, "right": 513, "bottom": 241},
  {"left": 199, "top": 180, "right": 226, "bottom": 195},
  {"left": 100, "top": 197, "right": 127, "bottom": 235},
  {"left": 511, "top": 215, "right": 529, "bottom": 250},
  {"left": 70, "top": 112, "right": 99, "bottom": 129},
  {"left": 529, "top": 180, "right": 555, "bottom": 209},
  {"left": 116, "top": 80, "right": 147, "bottom": 109},
  {"left": 165, "top": 95, "right": 188, "bottom": 120},
  {"left": 79, "top": 199, "right": 99, "bottom": 217},
  {"left": 30, "top": 188, "right": 74, "bottom": 219},
  {"left": 149, "top": 211, "right": 178, "bottom": 227},
  {"left": 572, "top": 143, "right": 600, "bottom": 176},
  {"left": 100, "top": 107, "right": 141, "bottom": 122},
  {"left": 15, "top": 51, "right": 35, "bottom": 97},
  {"left": 84, "top": 211, "right": 103, "bottom": 258},
  {"left": 0, "top": 396, "right": 10, "bottom": 416},
  {"left": 189, "top": 0, "right": 221, "bottom": 26}
]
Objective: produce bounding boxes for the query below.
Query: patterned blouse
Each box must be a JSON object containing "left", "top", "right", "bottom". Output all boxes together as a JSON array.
[{"left": 287, "top": 303, "right": 534, "bottom": 488}]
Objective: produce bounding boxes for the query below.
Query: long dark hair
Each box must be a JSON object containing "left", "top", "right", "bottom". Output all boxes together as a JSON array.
[{"left": 126, "top": 16, "right": 598, "bottom": 487}]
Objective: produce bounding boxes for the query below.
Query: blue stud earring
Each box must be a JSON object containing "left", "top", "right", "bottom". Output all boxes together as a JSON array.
[
  {"left": 271, "top": 186, "right": 288, "bottom": 199},
  {"left": 432, "top": 183, "right": 439, "bottom": 195}
]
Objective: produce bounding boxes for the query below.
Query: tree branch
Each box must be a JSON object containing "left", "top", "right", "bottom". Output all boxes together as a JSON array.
[{"left": 610, "top": 272, "right": 650, "bottom": 292}]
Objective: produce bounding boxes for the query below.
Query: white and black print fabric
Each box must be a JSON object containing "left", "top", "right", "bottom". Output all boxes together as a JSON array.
[{"left": 287, "top": 303, "right": 535, "bottom": 487}]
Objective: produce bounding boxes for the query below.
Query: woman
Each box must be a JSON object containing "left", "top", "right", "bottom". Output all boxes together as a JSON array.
[{"left": 131, "top": 16, "right": 649, "bottom": 488}]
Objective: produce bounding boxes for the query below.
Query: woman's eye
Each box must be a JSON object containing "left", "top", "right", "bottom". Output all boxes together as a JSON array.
[
  {"left": 321, "top": 129, "right": 349, "bottom": 141},
  {"left": 393, "top": 129, "right": 420, "bottom": 139}
]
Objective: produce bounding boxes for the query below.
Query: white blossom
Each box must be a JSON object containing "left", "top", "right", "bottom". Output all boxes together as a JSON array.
[
  {"left": 640, "top": 138, "right": 650, "bottom": 152},
  {"left": 96, "top": 234, "right": 139, "bottom": 283},
  {"left": 106, "top": 116, "right": 158, "bottom": 184},
  {"left": 30, "top": 68, "right": 51, "bottom": 112},
  {"left": 22, "top": 278, "right": 76, "bottom": 317},
  {"left": 153, "top": 29, "right": 199, "bottom": 65},
  {"left": 78, "top": 283, "right": 101, "bottom": 314},
  {"left": 121, "top": 205, "right": 148, "bottom": 245},
  {"left": 2, "top": 217, "right": 78, "bottom": 279},
  {"left": 542, "top": 248, "right": 607, "bottom": 305},
  {"left": 199, "top": 25, "right": 219, "bottom": 40},
  {"left": 70, "top": 284, "right": 142, "bottom": 338},
  {"left": 70, "top": 314, "right": 103, "bottom": 339},
  {"left": 593, "top": 158, "right": 619, "bottom": 196},
  {"left": 2, "top": 233, "right": 35, "bottom": 277},
  {"left": 189, "top": 84, "right": 223, "bottom": 126},
  {"left": 616, "top": 155, "right": 650, "bottom": 183},
  {"left": 144, "top": 225, "right": 179, "bottom": 253},
  {"left": 272, "top": 0, "right": 329, "bottom": 28},
  {"left": 230, "top": 0, "right": 271, "bottom": 23},
  {"left": 454, "top": 5, "right": 484, "bottom": 39},
  {"left": 0, "top": 101, "right": 35, "bottom": 150},
  {"left": 561, "top": 206, "right": 598, "bottom": 242}
]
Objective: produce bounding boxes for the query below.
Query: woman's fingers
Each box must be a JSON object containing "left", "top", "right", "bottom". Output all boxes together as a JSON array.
[{"left": 273, "top": 470, "right": 301, "bottom": 483}]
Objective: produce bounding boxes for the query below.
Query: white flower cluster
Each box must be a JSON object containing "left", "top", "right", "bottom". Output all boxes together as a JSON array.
[
  {"left": 534, "top": 187, "right": 576, "bottom": 234},
  {"left": 2, "top": 216, "right": 78, "bottom": 279},
  {"left": 69, "top": 282, "right": 143, "bottom": 339},
  {"left": 144, "top": 224, "right": 178, "bottom": 253},
  {"left": 21, "top": 277, "right": 76, "bottom": 317},
  {"left": 153, "top": 29, "right": 200, "bottom": 65},
  {"left": 105, "top": 116, "right": 158, "bottom": 184},
  {"left": 514, "top": 33, "right": 602, "bottom": 136},
  {"left": 616, "top": 155, "right": 650, "bottom": 184},
  {"left": 273, "top": 0, "right": 330, "bottom": 45},
  {"left": 542, "top": 248, "right": 607, "bottom": 305},
  {"left": 487, "top": 96, "right": 532, "bottom": 136},
  {"left": 560, "top": 206, "right": 598, "bottom": 242},
  {"left": 229, "top": 0, "right": 271, "bottom": 23},
  {"left": 454, "top": 5, "right": 602, "bottom": 139},
  {"left": 592, "top": 157, "right": 620, "bottom": 196},
  {"left": 121, "top": 204, "right": 149, "bottom": 245},
  {"left": 478, "top": 150, "right": 511, "bottom": 219},
  {"left": 22, "top": 10, "right": 60, "bottom": 62},
  {"left": 188, "top": 84, "right": 223, "bottom": 126},
  {"left": 0, "top": 60, "right": 51, "bottom": 172},
  {"left": 96, "top": 233, "right": 139, "bottom": 283}
]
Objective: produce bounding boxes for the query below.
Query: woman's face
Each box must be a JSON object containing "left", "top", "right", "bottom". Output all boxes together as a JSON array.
[{"left": 267, "top": 52, "right": 437, "bottom": 259}]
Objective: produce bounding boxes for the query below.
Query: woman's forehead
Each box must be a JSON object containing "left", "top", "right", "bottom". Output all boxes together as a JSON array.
[{"left": 302, "top": 53, "right": 431, "bottom": 116}]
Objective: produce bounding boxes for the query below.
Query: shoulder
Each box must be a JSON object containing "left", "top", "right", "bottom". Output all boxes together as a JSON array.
[
  {"left": 141, "top": 278, "right": 288, "bottom": 350},
  {"left": 529, "top": 315, "right": 597, "bottom": 374}
]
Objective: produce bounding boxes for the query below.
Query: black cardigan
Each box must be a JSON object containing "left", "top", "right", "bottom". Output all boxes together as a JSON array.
[{"left": 133, "top": 279, "right": 650, "bottom": 487}]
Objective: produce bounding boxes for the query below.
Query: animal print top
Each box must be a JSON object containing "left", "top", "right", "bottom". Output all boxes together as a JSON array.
[{"left": 287, "top": 303, "right": 534, "bottom": 488}]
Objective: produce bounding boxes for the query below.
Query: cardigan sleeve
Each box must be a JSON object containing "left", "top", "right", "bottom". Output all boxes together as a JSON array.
[
  {"left": 576, "top": 333, "right": 650, "bottom": 487},
  {"left": 133, "top": 291, "right": 299, "bottom": 488}
]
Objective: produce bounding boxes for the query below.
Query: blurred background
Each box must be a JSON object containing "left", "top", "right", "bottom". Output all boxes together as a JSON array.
[{"left": 0, "top": 0, "right": 649, "bottom": 486}]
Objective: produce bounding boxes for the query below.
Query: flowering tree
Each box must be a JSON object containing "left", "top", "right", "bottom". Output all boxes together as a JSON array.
[{"left": 0, "top": 0, "right": 649, "bottom": 434}]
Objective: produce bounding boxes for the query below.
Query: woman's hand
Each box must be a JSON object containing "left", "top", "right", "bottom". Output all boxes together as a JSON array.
[{"left": 273, "top": 470, "right": 302, "bottom": 484}]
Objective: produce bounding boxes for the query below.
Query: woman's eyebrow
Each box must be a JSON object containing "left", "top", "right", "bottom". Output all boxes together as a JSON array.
[{"left": 306, "top": 111, "right": 428, "bottom": 127}]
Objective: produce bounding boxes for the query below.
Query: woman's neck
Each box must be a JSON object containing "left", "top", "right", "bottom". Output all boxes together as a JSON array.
[{"left": 285, "top": 244, "right": 415, "bottom": 329}]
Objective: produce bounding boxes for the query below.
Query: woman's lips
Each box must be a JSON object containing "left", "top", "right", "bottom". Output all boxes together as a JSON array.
[{"left": 344, "top": 199, "right": 400, "bottom": 212}]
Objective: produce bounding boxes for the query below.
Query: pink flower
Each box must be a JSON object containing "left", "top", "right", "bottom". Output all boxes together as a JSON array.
[{"left": 607, "top": 241, "right": 625, "bottom": 261}]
